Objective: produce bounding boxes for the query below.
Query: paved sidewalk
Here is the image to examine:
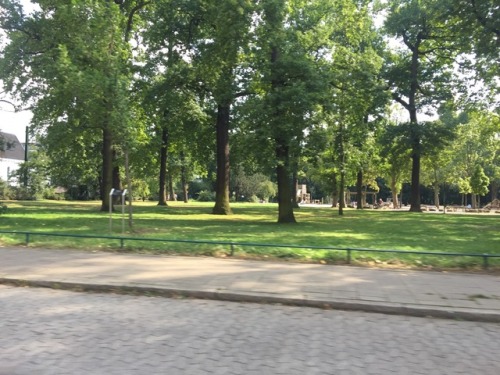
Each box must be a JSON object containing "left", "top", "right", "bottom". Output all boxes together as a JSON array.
[{"left": 0, "top": 247, "right": 499, "bottom": 322}]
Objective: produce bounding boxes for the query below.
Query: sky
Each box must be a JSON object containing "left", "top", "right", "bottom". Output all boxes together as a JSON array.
[
  {"left": 0, "top": 101, "right": 32, "bottom": 141},
  {"left": 0, "top": 0, "right": 35, "bottom": 142}
]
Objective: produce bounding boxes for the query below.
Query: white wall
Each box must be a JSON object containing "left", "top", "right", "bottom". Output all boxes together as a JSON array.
[{"left": 0, "top": 158, "right": 22, "bottom": 184}]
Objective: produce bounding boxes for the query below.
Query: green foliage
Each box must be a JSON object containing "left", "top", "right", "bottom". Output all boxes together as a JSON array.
[
  {"left": 256, "top": 180, "right": 277, "bottom": 202},
  {"left": 131, "top": 179, "right": 151, "bottom": 201},
  {"left": 189, "top": 179, "right": 213, "bottom": 198},
  {"left": 457, "top": 177, "right": 471, "bottom": 195},
  {"left": 0, "top": 178, "right": 14, "bottom": 200},
  {"left": 378, "top": 120, "right": 412, "bottom": 202},
  {"left": 11, "top": 149, "right": 50, "bottom": 200},
  {"left": 197, "top": 190, "right": 215, "bottom": 202},
  {"left": 0, "top": 0, "right": 142, "bottom": 211},
  {"left": 1, "top": 0, "right": 497, "bottom": 217},
  {"left": 449, "top": 111, "right": 499, "bottom": 187},
  {"left": 231, "top": 166, "right": 276, "bottom": 202},
  {"left": 470, "top": 165, "right": 490, "bottom": 197},
  {"left": 436, "top": 0, "right": 499, "bottom": 91},
  {"left": 0, "top": 201, "right": 7, "bottom": 214}
]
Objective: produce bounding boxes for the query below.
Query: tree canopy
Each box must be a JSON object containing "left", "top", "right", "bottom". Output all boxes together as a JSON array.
[{"left": 1, "top": 0, "right": 498, "bottom": 220}]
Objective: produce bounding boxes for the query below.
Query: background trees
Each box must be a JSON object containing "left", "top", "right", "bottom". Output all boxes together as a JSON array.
[{"left": 1, "top": 0, "right": 498, "bottom": 219}]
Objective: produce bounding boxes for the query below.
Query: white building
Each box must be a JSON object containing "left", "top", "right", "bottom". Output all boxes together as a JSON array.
[{"left": 0, "top": 132, "right": 25, "bottom": 184}]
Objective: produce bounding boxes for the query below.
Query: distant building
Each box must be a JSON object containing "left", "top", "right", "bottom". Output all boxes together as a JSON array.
[{"left": 0, "top": 132, "right": 25, "bottom": 184}]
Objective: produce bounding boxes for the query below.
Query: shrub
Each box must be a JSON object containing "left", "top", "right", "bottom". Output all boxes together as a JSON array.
[
  {"left": 197, "top": 190, "right": 215, "bottom": 202},
  {"left": 249, "top": 195, "right": 260, "bottom": 203},
  {"left": 0, "top": 179, "right": 15, "bottom": 200},
  {"left": 0, "top": 202, "right": 7, "bottom": 215},
  {"left": 43, "top": 187, "right": 58, "bottom": 200}
]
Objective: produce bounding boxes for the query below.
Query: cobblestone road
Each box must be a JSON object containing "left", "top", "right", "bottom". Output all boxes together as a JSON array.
[{"left": 1, "top": 285, "right": 499, "bottom": 375}]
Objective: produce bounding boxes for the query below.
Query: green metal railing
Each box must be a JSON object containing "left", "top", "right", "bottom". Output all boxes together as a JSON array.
[{"left": 0, "top": 230, "right": 498, "bottom": 269}]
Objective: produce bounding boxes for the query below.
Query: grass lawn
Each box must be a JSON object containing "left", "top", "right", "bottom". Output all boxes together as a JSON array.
[{"left": 0, "top": 200, "right": 499, "bottom": 270}]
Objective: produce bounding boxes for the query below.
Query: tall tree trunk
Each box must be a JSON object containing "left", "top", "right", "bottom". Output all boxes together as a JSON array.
[
  {"left": 158, "top": 127, "right": 168, "bottom": 206},
  {"left": 409, "top": 142, "right": 421, "bottom": 212},
  {"left": 112, "top": 151, "right": 121, "bottom": 190},
  {"left": 124, "top": 148, "right": 133, "bottom": 228},
  {"left": 390, "top": 177, "right": 400, "bottom": 209},
  {"left": 292, "top": 169, "right": 299, "bottom": 208},
  {"left": 168, "top": 174, "right": 176, "bottom": 201},
  {"left": 111, "top": 150, "right": 121, "bottom": 206},
  {"left": 471, "top": 193, "right": 477, "bottom": 208},
  {"left": 212, "top": 103, "right": 232, "bottom": 215},
  {"left": 433, "top": 183, "right": 440, "bottom": 208},
  {"left": 268, "top": 33, "right": 295, "bottom": 222},
  {"left": 100, "top": 127, "right": 114, "bottom": 212},
  {"left": 276, "top": 138, "right": 296, "bottom": 223},
  {"left": 339, "top": 171, "right": 345, "bottom": 216},
  {"left": 338, "top": 124, "right": 345, "bottom": 216},
  {"left": 180, "top": 151, "right": 188, "bottom": 203},
  {"left": 408, "top": 39, "right": 422, "bottom": 212},
  {"left": 356, "top": 170, "right": 363, "bottom": 209},
  {"left": 491, "top": 180, "right": 499, "bottom": 201},
  {"left": 331, "top": 172, "right": 338, "bottom": 208}
]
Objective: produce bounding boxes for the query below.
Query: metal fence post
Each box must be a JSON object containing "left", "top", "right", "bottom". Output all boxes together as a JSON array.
[
  {"left": 230, "top": 243, "right": 235, "bottom": 256},
  {"left": 482, "top": 255, "right": 489, "bottom": 270}
]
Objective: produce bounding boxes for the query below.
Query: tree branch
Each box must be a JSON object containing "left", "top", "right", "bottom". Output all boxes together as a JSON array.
[
  {"left": 470, "top": 0, "right": 500, "bottom": 37},
  {"left": 124, "top": 0, "right": 152, "bottom": 42},
  {"left": 391, "top": 93, "right": 410, "bottom": 111},
  {"left": 0, "top": 99, "right": 17, "bottom": 110}
]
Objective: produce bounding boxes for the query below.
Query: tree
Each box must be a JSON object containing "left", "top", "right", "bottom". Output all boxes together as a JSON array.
[
  {"left": 378, "top": 121, "right": 412, "bottom": 208},
  {"left": 141, "top": 0, "right": 253, "bottom": 215},
  {"left": 303, "top": 123, "right": 340, "bottom": 207},
  {"left": 470, "top": 165, "right": 489, "bottom": 208},
  {"left": 231, "top": 165, "right": 276, "bottom": 202},
  {"left": 438, "top": 0, "right": 499, "bottom": 88},
  {"left": 139, "top": 0, "right": 204, "bottom": 206},
  {"left": 195, "top": 0, "right": 254, "bottom": 215},
  {"left": 40, "top": 123, "right": 102, "bottom": 197},
  {"left": 383, "top": 0, "right": 455, "bottom": 212},
  {"left": 0, "top": 0, "right": 142, "bottom": 211},
  {"left": 250, "top": 0, "right": 350, "bottom": 222},
  {"left": 256, "top": 180, "right": 277, "bottom": 202},
  {"left": 12, "top": 147, "right": 50, "bottom": 200},
  {"left": 449, "top": 110, "right": 500, "bottom": 205},
  {"left": 318, "top": 1, "right": 386, "bottom": 214},
  {"left": 457, "top": 177, "right": 472, "bottom": 206}
]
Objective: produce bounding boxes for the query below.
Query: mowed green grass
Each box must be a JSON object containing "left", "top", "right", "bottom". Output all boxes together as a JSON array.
[{"left": 1, "top": 200, "right": 499, "bottom": 270}]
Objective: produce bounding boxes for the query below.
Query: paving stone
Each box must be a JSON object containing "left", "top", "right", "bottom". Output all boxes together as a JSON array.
[{"left": 1, "top": 285, "right": 499, "bottom": 374}]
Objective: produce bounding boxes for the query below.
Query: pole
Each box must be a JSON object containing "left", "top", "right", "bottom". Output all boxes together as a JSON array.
[
  {"left": 24, "top": 126, "right": 28, "bottom": 186},
  {"left": 109, "top": 189, "right": 114, "bottom": 233},
  {"left": 121, "top": 189, "right": 127, "bottom": 234}
]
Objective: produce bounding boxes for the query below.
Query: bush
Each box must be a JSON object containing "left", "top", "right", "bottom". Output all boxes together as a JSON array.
[
  {"left": 249, "top": 195, "right": 260, "bottom": 203},
  {"left": 0, "top": 202, "right": 7, "bottom": 214},
  {"left": 43, "top": 187, "right": 58, "bottom": 200},
  {"left": 256, "top": 180, "right": 277, "bottom": 202},
  {"left": 197, "top": 190, "right": 215, "bottom": 202},
  {"left": 189, "top": 179, "right": 213, "bottom": 198},
  {"left": 0, "top": 179, "right": 15, "bottom": 200},
  {"left": 12, "top": 186, "right": 41, "bottom": 200}
]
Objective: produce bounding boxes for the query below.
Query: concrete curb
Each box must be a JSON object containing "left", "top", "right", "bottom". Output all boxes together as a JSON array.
[{"left": 2, "top": 277, "right": 500, "bottom": 323}]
